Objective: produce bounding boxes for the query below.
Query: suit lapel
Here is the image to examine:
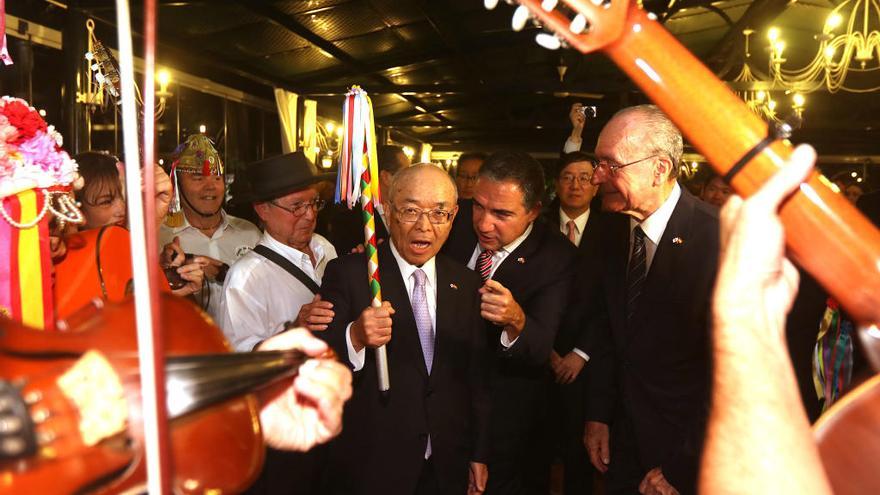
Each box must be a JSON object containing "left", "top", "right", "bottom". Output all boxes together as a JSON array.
[
  {"left": 377, "top": 246, "right": 429, "bottom": 378},
  {"left": 492, "top": 221, "right": 543, "bottom": 285},
  {"left": 630, "top": 191, "right": 696, "bottom": 338},
  {"left": 432, "top": 256, "right": 458, "bottom": 382}
]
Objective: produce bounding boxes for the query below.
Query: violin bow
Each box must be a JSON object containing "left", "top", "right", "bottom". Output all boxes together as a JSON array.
[{"left": 115, "top": 0, "right": 171, "bottom": 492}]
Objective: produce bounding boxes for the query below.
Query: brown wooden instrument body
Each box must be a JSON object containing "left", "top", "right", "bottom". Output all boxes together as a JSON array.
[{"left": 0, "top": 295, "right": 264, "bottom": 494}]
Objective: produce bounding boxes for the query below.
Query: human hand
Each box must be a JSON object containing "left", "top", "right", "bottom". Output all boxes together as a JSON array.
[
  {"left": 549, "top": 350, "right": 563, "bottom": 370},
  {"left": 584, "top": 421, "right": 610, "bottom": 473},
  {"left": 115, "top": 161, "right": 173, "bottom": 226},
  {"left": 350, "top": 301, "right": 395, "bottom": 351},
  {"left": 191, "top": 255, "right": 226, "bottom": 282},
  {"left": 295, "top": 294, "right": 335, "bottom": 332},
  {"left": 569, "top": 102, "right": 586, "bottom": 131},
  {"left": 554, "top": 351, "right": 586, "bottom": 384},
  {"left": 256, "top": 327, "right": 353, "bottom": 451},
  {"left": 713, "top": 144, "right": 815, "bottom": 341},
  {"left": 468, "top": 461, "right": 488, "bottom": 495},
  {"left": 639, "top": 467, "right": 680, "bottom": 495},
  {"left": 160, "top": 237, "right": 186, "bottom": 267},
  {"left": 479, "top": 280, "right": 525, "bottom": 336},
  {"left": 170, "top": 261, "right": 204, "bottom": 297}
]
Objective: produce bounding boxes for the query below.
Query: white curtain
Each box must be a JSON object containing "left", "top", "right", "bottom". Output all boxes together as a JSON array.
[
  {"left": 419, "top": 143, "right": 432, "bottom": 164},
  {"left": 302, "top": 99, "right": 318, "bottom": 164},
  {"left": 273, "top": 88, "right": 298, "bottom": 153}
]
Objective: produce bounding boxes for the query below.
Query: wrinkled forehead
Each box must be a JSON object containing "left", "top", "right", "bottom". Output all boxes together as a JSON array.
[
  {"left": 597, "top": 116, "right": 650, "bottom": 158},
  {"left": 393, "top": 169, "right": 456, "bottom": 205}
]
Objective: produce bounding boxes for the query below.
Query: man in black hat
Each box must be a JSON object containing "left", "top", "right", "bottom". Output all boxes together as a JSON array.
[{"left": 219, "top": 151, "right": 338, "bottom": 352}]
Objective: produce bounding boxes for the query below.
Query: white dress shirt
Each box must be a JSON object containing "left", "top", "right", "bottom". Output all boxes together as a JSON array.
[
  {"left": 563, "top": 137, "right": 582, "bottom": 154},
  {"left": 466, "top": 223, "right": 533, "bottom": 348},
  {"left": 346, "top": 241, "right": 437, "bottom": 371},
  {"left": 629, "top": 182, "right": 682, "bottom": 272},
  {"left": 159, "top": 211, "right": 261, "bottom": 321},
  {"left": 559, "top": 208, "right": 591, "bottom": 247},
  {"left": 219, "top": 231, "right": 337, "bottom": 351}
]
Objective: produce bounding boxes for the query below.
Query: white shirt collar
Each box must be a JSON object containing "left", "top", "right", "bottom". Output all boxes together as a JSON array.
[
  {"left": 389, "top": 240, "right": 437, "bottom": 289},
  {"left": 170, "top": 209, "right": 230, "bottom": 236},
  {"left": 499, "top": 222, "right": 533, "bottom": 254},
  {"left": 559, "top": 208, "right": 590, "bottom": 235},
  {"left": 262, "top": 231, "right": 326, "bottom": 267},
  {"left": 630, "top": 182, "right": 681, "bottom": 245}
]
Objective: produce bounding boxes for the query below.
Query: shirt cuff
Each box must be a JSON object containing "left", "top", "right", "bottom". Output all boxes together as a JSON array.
[
  {"left": 572, "top": 348, "right": 590, "bottom": 363},
  {"left": 345, "top": 322, "right": 366, "bottom": 371},
  {"left": 563, "top": 138, "right": 582, "bottom": 154},
  {"left": 500, "top": 329, "right": 520, "bottom": 348}
]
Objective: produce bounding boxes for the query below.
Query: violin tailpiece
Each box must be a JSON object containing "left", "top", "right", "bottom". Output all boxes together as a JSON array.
[{"left": 56, "top": 351, "right": 127, "bottom": 446}]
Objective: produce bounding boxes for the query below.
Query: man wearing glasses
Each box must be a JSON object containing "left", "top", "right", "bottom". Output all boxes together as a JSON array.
[
  {"left": 454, "top": 152, "right": 487, "bottom": 200},
  {"left": 219, "top": 151, "right": 337, "bottom": 353},
  {"left": 319, "top": 164, "right": 490, "bottom": 495},
  {"left": 583, "top": 105, "right": 719, "bottom": 495}
]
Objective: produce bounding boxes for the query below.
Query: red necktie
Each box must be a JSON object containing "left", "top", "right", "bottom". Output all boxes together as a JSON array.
[{"left": 477, "top": 249, "right": 494, "bottom": 282}]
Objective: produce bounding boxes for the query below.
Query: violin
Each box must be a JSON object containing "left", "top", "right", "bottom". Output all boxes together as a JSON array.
[
  {"left": 508, "top": 1, "right": 880, "bottom": 493},
  {"left": 0, "top": 294, "right": 307, "bottom": 493}
]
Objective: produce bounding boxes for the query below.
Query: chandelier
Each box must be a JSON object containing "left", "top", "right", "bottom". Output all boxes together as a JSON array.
[
  {"left": 766, "top": 0, "right": 880, "bottom": 93},
  {"left": 730, "top": 29, "right": 806, "bottom": 124}
]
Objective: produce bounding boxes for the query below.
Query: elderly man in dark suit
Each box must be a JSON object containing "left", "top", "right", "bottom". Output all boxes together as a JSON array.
[
  {"left": 583, "top": 104, "right": 719, "bottom": 495},
  {"left": 319, "top": 164, "right": 490, "bottom": 495},
  {"left": 444, "top": 152, "right": 578, "bottom": 494}
]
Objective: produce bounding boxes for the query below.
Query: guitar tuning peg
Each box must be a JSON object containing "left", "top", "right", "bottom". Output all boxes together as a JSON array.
[
  {"left": 95, "top": 73, "right": 106, "bottom": 84},
  {"left": 85, "top": 52, "right": 94, "bottom": 61},
  {"left": 571, "top": 14, "right": 588, "bottom": 34},
  {"left": 541, "top": 0, "right": 558, "bottom": 11},
  {"left": 483, "top": 0, "right": 499, "bottom": 9},
  {"left": 512, "top": 5, "right": 530, "bottom": 32},
  {"left": 91, "top": 63, "right": 100, "bottom": 72},
  {"left": 535, "top": 33, "right": 562, "bottom": 50}
]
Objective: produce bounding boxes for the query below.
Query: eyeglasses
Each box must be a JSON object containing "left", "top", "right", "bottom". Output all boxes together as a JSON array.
[
  {"left": 559, "top": 172, "right": 593, "bottom": 185},
  {"left": 595, "top": 155, "right": 658, "bottom": 176},
  {"left": 270, "top": 198, "right": 325, "bottom": 216},
  {"left": 457, "top": 174, "right": 479, "bottom": 183},
  {"left": 394, "top": 205, "right": 455, "bottom": 224}
]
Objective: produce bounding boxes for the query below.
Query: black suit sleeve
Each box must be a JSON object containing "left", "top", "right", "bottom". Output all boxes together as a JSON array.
[
  {"left": 503, "top": 251, "right": 575, "bottom": 367},
  {"left": 583, "top": 294, "right": 616, "bottom": 424},
  {"left": 319, "top": 255, "right": 362, "bottom": 373},
  {"left": 468, "top": 285, "right": 491, "bottom": 464}
]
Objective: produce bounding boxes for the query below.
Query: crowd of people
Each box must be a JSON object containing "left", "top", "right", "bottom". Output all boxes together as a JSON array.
[{"left": 32, "top": 101, "right": 880, "bottom": 495}]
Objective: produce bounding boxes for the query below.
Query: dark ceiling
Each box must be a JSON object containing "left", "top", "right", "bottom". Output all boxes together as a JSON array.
[{"left": 10, "top": 0, "right": 880, "bottom": 156}]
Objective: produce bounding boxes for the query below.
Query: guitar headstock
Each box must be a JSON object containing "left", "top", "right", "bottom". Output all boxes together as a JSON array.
[
  {"left": 86, "top": 38, "right": 122, "bottom": 101},
  {"left": 486, "top": 0, "right": 631, "bottom": 54}
]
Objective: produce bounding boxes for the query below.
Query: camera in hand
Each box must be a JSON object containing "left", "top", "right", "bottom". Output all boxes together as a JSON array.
[
  {"left": 579, "top": 105, "right": 597, "bottom": 118},
  {"left": 163, "top": 253, "right": 195, "bottom": 290}
]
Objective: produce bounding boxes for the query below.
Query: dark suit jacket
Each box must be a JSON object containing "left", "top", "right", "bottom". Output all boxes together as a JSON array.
[
  {"left": 317, "top": 203, "right": 389, "bottom": 255},
  {"left": 319, "top": 244, "right": 490, "bottom": 495},
  {"left": 444, "top": 216, "right": 578, "bottom": 457},
  {"left": 586, "top": 190, "right": 718, "bottom": 494},
  {"left": 542, "top": 197, "right": 608, "bottom": 355}
]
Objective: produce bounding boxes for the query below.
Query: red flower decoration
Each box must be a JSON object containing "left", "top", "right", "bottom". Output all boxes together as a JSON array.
[{"left": 2, "top": 100, "right": 47, "bottom": 144}]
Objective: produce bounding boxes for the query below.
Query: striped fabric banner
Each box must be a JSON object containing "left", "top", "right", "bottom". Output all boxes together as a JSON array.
[{"left": 0, "top": 190, "right": 54, "bottom": 330}]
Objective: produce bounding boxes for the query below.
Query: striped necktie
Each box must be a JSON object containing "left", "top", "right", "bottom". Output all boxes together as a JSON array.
[
  {"left": 477, "top": 248, "right": 494, "bottom": 282},
  {"left": 626, "top": 226, "right": 647, "bottom": 324}
]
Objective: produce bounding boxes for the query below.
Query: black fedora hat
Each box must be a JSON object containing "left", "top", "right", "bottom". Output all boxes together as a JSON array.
[{"left": 240, "top": 151, "right": 335, "bottom": 204}]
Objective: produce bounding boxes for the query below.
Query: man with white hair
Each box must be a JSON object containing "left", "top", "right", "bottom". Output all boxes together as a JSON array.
[{"left": 583, "top": 105, "right": 719, "bottom": 495}]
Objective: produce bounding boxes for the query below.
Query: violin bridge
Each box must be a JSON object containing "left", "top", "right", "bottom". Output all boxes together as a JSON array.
[{"left": 56, "top": 351, "right": 128, "bottom": 446}]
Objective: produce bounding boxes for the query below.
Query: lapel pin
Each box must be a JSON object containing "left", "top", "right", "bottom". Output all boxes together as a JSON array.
[
  {"left": 449, "top": 283, "right": 458, "bottom": 290},
  {"left": 672, "top": 237, "right": 684, "bottom": 245},
  {"left": 516, "top": 257, "right": 525, "bottom": 264}
]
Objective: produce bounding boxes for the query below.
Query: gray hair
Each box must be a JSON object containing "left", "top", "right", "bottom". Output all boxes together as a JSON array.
[
  {"left": 388, "top": 162, "right": 458, "bottom": 204},
  {"left": 612, "top": 104, "right": 685, "bottom": 179}
]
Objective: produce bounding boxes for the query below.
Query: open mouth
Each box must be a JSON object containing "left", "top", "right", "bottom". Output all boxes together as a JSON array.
[{"left": 410, "top": 240, "right": 431, "bottom": 251}]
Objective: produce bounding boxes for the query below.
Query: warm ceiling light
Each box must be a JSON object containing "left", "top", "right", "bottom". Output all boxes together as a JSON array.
[
  {"left": 792, "top": 93, "right": 805, "bottom": 107},
  {"left": 326, "top": 122, "right": 336, "bottom": 134},
  {"left": 768, "top": 27, "right": 780, "bottom": 42},
  {"left": 851, "top": 171, "right": 858, "bottom": 178},
  {"left": 198, "top": 124, "right": 206, "bottom": 133},
  {"left": 402, "top": 146, "right": 415, "bottom": 159},
  {"left": 156, "top": 69, "right": 171, "bottom": 88},
  {"left": 826, "top": 13, "right": 843, "bottom": 31}
]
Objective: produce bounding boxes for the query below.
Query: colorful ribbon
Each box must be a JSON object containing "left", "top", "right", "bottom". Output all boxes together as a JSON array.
[
  {"left": 336, "top": 86, "right": 389, "bottom": 391},
  {"left": 813, "top": 297, "right": 854, "bottom": 410}
]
